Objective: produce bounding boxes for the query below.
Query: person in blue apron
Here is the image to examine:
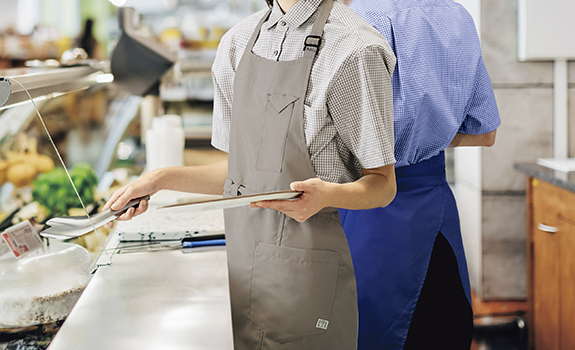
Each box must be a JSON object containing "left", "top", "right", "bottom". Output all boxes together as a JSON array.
[
  {"left": 338, "top": 0, "right": 502, "bottom": 349},
  {"left": 105, "top": 0, "right": 397, "bottom": 348}
]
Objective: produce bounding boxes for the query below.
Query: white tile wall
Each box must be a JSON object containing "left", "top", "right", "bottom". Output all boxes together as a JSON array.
[
  {"left": 482, "top": 88, "right": 553, "bottom": 192},
  {"left": 481, "top": 195, "right": 527, "bottom": 299},
  {"left": 453, "top": 0, "right": 563, "bottom": 300}
]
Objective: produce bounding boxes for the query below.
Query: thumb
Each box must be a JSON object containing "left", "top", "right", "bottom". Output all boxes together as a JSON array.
[
  {"left": 290, "top": 181, "right": 304, "bottom": 192},
  {"left": 290, "top": 180, "right": 311, "bottom": 192}
]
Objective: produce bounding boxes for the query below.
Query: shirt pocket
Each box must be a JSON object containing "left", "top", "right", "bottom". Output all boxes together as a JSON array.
[
  {"left": 256, "top": 93, "right": 299, "bottom": 173},
  {"left": 249, "top": 241, "right": 340, "bottom": 342}
]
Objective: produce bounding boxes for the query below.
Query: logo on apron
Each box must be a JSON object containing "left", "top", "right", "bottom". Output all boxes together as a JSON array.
[{"left": 316, "top": 319, "right": 329, "bottom": 330}]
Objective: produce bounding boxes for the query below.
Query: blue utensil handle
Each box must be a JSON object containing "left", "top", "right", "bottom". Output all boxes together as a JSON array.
[{"left": 182, "top": 239, "right": 226, "bottom": 248}]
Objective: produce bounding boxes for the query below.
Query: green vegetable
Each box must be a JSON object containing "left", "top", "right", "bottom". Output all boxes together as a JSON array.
[{"left": 32, "top": 163, "right": 98, "bottom": 217}]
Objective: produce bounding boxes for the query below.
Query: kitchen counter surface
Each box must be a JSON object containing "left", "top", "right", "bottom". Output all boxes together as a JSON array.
[
  {"left": 515, "top": 163, "right": 575, "bottom": 193},
  {"left": 47, "top": 191, "right": 233, "bottom": 350}
]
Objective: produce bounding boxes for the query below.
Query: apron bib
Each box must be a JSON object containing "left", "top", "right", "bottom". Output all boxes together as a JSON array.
[
  {"left": 339, "top": 152, "right": 471, "bottom": 349},
  {"left": 223, "top": 1, "right": 358, "bottom": 349}
]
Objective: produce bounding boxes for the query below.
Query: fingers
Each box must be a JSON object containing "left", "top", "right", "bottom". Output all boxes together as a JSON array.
[
  {"left": 115, "top": 206, "right": 136, "bottom": 221},
  {"left": 250, "top": 199, "right": 297, "bottom": 211},
  {"left": 109, "top": 185, "right": 149, "bottom": 211},
  {"left": 111, "top": 190, "right": 137, "bottom": 211},
  {"left": 114, "top": 198, "right": 150, "bottom": 221},
  {"left": 250, "top": 199, "right": 310, "bottom": 222},
  {"left": 102, "top": 186, "right": 127, "bottom": 211},
  {"left": 251, "top": 178, "right": 326, "bottom": 222},
  {"left": 132, "top": 198, "right": 149, "bottom": 216},
  {"left": 103, "top": 183, "right": 151, "bottom": 225}
]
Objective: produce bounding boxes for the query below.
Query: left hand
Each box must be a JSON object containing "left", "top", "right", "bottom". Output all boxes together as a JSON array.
[{"left": 249, "top": 178, "right": 330, "bottom": 222}]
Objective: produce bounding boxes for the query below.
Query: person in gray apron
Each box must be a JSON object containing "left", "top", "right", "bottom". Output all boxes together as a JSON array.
[{"left": 105, "top": 0, "right": 397, "bottom": 348}]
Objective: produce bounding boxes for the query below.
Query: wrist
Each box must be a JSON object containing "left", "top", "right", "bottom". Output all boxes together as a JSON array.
[
  {"left": 322, "top": 181, "right": 339, "bottom": 208},
  {"left": 149, "top": 167, "right": 171, "bottom": 193}
]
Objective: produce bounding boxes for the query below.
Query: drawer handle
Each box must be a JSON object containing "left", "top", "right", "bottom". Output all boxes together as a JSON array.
[{"left": 538, "top": 223, "right": 558, "bottom": 233}]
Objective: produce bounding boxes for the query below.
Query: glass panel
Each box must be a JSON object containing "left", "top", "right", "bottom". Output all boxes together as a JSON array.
[{"left": 0, "top": 83, "right": 143, "bottom": 233}]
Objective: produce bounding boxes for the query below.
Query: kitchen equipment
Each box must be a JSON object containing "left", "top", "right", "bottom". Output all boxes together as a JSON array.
[
  {"left": 158, "top": 190, "right": 302, "bottom": 212},
  {"left": 40, "top": 195, "right": 149, "bottom": 240},
  {"left": 115, "top": 190, "right": 225, "bottom": 241}
]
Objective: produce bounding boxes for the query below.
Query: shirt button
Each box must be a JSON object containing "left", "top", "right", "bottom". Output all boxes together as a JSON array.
[
  {"left": 273, "top": 50, "right": 279, "bottom": 56},
  {"left": 280, "top": 21, "right": 286, "bottom": 26}
]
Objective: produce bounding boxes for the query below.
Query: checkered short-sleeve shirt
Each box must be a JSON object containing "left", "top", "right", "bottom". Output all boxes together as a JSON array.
[{"left": 211, "top": 0, "right": 396, "bottom": 183}]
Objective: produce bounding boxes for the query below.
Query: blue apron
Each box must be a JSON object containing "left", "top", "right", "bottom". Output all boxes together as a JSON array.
[{"left": 339, "top": 152, "right": 471, "bottom": 349}]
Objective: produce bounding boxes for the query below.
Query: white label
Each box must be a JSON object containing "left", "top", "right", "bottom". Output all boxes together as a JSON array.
[
  {"left": 1, "top": 220, "right": 44, "bottom": 259},
  {"left": 316, "top": 319, "right": 329, "bottom": 330}
]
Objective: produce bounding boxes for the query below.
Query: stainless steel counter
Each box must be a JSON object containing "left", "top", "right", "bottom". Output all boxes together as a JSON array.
[{"left": 47, "top": 195, "right": 233, "bottom": 350}]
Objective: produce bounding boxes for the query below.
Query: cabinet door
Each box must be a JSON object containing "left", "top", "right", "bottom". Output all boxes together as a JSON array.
[
  {"left": 532, "top": 209, "right": 560, "bottom": 350},
  {"left": 560, "top": 218, "right": 575, "bottom": 350}
]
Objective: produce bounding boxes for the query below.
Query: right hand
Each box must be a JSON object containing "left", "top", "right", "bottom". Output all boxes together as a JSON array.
[{"left": 103, "top": 172, "right": 160, "bottom": 222}]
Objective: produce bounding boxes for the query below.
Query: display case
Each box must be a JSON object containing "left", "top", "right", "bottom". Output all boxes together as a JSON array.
[{"left": 0, "top": 64, "right": 145, "bottom": 348}]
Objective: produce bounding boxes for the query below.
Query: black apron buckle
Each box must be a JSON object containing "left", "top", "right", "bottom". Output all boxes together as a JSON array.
[{"left": 304, "top": 35, "right": 322, "bottom": 52}]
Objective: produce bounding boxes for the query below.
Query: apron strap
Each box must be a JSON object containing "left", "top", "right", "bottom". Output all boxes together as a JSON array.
[
  {"left": 299, "top": 0, "right": 333, "bottom": 92},
  {"left": 303, "top": 0, "right": 334, "bottom": 58},
  {"left": 242, "top": 7, "right": 273, "bottom": 58},
  {"left": 243, "top": 0, "right": 334, "bottom": 60}
]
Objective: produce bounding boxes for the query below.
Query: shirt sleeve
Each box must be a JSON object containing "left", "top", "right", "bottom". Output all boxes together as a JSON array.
[
  {"left": 458, "top": 55, "right": 501, "bottom": 135},
  {"left": 210, "top": 33, "right": 237, "bottom": 154},
  {"left": 211, "top": 73, "right": 232, "bottom": 153},
  {"left": 327, "top": 44, "right": 396, "bottom": 169}
]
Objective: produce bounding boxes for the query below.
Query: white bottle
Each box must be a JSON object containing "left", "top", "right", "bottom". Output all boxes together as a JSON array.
[{"left": 146, "top": 114, "right": 184, "bottom": 171}]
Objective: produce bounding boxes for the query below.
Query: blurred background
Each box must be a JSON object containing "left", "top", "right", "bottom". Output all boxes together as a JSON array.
[{"left": 0, "top": 0, "right": 574, "bottom": 349}]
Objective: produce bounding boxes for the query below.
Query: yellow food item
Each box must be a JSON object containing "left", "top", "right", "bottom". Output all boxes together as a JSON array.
[
  {"left": 34, "top": 154, "right": 55, "bottom": 173},
  {"left": 5, "top": 151, "right": 27, "bottom": 166},
  {"left": 0, "top": 160, "right": 8, "bottom": 185},
  {"left": 2, "top": 136, "right": 56, "bottom": 187},
  {"left": 68, "top": 208, "right": 88, "bottom": 216},
  {"left": 6, "top": 162, "right": 36, "bottom": 187}
]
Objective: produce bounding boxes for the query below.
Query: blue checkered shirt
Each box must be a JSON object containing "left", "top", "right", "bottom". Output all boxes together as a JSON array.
[{"left": 350, "top": 0, "right": 501, "bottom": 167}]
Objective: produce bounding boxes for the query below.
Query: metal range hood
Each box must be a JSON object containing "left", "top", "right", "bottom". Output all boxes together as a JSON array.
[{"left": 110, "top": 7, "right": 177, "bottom": 97}]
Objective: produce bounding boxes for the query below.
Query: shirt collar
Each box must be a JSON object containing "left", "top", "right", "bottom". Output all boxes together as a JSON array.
[{"left": 262, "top": 0, "right": 324, "bottom": 30}]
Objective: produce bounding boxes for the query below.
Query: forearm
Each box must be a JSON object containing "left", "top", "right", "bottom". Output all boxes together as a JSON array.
[
  {"left": 152, "top": 160, "right": 228, "bottom": 195},
  {"left": 252, "top": 164, "right": 396, "bottom": 222},
  {"left": 449, "top": 130, "right": 497, "bottom": 147},
  {"left": 323, "top": 168, "right": 396, "bottom": 210}
]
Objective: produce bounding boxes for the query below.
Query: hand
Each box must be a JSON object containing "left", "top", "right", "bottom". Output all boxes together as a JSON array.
[
  {"left": 249, "top": 178, "right": 330, "bottom": 222},
  {"left": 102, "top": 172, "right": 159, "bottom": 222}
]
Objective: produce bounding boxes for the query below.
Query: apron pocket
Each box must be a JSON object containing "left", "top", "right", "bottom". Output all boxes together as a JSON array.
[
  {"left": 249, "top": 242, "right": 340, "bottom": 342},
  {"left": 256, "top": 93, "right": 299, "bottom": 173}
]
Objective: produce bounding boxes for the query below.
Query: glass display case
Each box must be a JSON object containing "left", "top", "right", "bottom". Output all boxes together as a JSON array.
[
  {"left": 0, "top": 64, "right": 145, "bottom": 348},
  {"left": 0, "top": 64, "right": 144, "bottom": 226}
]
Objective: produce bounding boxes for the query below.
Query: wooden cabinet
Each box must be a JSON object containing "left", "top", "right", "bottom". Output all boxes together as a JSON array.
[{"left": 527, "top": 177, "right": 575, "bottom": 350}]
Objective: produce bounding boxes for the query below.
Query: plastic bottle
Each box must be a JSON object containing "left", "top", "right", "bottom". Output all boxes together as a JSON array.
[{"left": 145, "top": 114, "right": 184, "bottom": 171}]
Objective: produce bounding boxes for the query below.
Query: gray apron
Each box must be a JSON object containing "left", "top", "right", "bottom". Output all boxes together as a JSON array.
[{"left": 222, "top": 0, "right": 358, "bottom": 349}]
